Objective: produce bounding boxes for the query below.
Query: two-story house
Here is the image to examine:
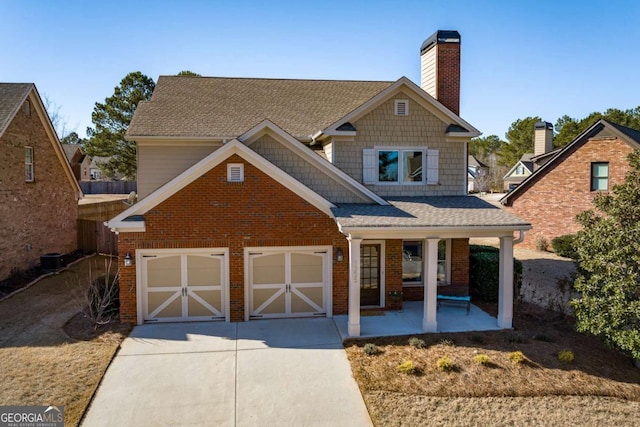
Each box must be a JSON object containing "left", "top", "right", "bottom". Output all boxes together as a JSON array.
[
  {"left": 0, "top": 83, "right": 82, "bottom": 281},
  {"left": 108, "top": 30, "right": 530, "bottom": 336},
  {"left": 501, "top": 119, "right": 640, "bottom": 248}
]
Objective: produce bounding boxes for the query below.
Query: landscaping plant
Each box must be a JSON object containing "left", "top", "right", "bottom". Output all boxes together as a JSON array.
[{"left": 572, "top": 149, "right": 640, "bottom": 360}]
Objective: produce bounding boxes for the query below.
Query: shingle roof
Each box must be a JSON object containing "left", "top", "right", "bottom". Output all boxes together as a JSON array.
[
  {"left": 127, "top": 76, "right": 394, "bottom": 140},
  {"left": 332, "top": 196, "right": 530, "bottom": 228},
  {"left": 0, "top": 83, "right": 32, "bottom": 136},
  {"left": 62, "top": 144, "right": 81, "bottom": 161}
]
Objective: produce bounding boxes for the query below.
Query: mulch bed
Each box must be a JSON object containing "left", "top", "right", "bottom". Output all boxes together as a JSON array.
[{"left": 0, "top": 251, "right": 88, "bottom": 299}]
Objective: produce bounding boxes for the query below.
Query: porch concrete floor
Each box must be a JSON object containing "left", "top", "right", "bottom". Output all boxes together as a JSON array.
[{"left": 333, "top": 301, "right": 502, "bottom": 340}]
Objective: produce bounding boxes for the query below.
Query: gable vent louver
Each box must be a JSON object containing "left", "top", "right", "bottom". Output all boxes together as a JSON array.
[
  {"left": 395, "top": 100, "right": 409, "bottom": 116},
  {"left": 227, "top": 163, "right": 244, "bottom": 182}
]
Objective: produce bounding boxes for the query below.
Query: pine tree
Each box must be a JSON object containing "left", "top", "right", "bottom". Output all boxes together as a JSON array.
[{"left": 84, "top": 72, "right": 155, "bottom": 179}]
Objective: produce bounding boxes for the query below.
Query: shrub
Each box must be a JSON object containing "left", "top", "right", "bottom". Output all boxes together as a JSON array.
[
  {"left": 474, "top": 354, "right": 490, "bottom": 365},
  {"left": 87, "top": 273, "right": 119, "bottom": 325},
  {"left": 469, "top": 245, "right": 522, "bottom": 302},
  {"left": 439, "top": 338, "right": 455, "bottom": 347},
  {"left": 363, "top": 343, "right": 380, "bottom": 356},
  {"left": 506, "top": 332, "right": 525, "bottom": 344},
  {"left": 558, "top": 350, "right": 575, "bottom": 363},
  {"left": 535, "top": 235, "right": 549, "bottom": 252},
  {"left": 508, "top": 351, "right": 526, "bottom": 364},
  {"left": 533, "top": 333, "right": 554, "bottom": 342},
  {"left": 408, "top": 337, "right": 426, "bottom": 349},
  {"left": 551, "top": 234, "right": 578, "bottom": 259},
  {"left": 436, "top": 356, "right": 455, "bottom": 371},
  {"left": 397, "top": 360, "right": 416, "bottom": 374},
  {"left": 470, "top": 334, "right": 485, "bottom": 344}
]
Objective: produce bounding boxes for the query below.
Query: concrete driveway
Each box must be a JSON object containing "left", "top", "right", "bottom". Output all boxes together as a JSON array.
[{"left": 82, "top": 318, "right": 372, "bottom": 427}]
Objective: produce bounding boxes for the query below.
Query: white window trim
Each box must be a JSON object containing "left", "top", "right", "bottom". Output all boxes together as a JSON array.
[
  {"left": 227, "top": 163, "right": 244, "bottom": 182},
  {"left": 394, "top": 99, "right": 409, "bottom": 116},
  {"left": 375, "top": 147, "right": 426, "bottom": 185},
  {"left": 402, "top": 239, "right": 451, "bottom": 288},
  {"left": 25, "top": 146, "right": 34, "bottom": 182}
]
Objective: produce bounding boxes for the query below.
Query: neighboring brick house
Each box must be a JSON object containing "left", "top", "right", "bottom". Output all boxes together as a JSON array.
[
  {"left": 503, "top": 121, "right": 560, "bottom": 191},
  {"left": 108, "top": 30, "right": 530, "bottom": 336},
  {"left": 0, "top": 83, "right": 82, "bottom": 281},
  {"left": 501, "top": 119, "right": 640, "bottom": 248},
  {"left": 62, "top": 144, "right": 92, "bottom": 181}
]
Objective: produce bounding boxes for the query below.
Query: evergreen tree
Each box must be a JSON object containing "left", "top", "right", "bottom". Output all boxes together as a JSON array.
[
  {"left": 572, "top": 150, "right": 640, "bottom": 359},
  {"left": 84, "top": 72, "right": 155, "bottom": 179}
]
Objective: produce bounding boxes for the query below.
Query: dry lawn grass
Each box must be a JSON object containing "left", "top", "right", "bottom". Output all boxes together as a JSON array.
[
  {"left": 346, "top": 303, "right": 640, "bottom": 426},
  {"left": 0, "top": 256, "right": 130, "bottom": 427}
]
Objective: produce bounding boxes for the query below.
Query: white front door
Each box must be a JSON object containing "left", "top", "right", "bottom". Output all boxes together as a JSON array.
[
  {"left": 247, "top": 247, "right": 330, "bottom": 319},
  {"left": 141, "top": 250, "right": 227, "bottom": 322}
]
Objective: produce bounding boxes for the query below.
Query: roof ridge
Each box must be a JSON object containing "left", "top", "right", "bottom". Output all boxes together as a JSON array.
[{"left": 157, "top": 75, "right": 396, "bottom": 84}]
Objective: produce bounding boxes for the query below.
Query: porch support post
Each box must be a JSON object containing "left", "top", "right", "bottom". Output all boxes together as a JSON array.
[
  {"left": 498, "top": 236, "right": 514, "bottom": 328},
  {"left": 422, "top": 238, "right": 439, "bottom": 332},
  {"left": 347, "top": 236, "right": 362, "bottom": 337}
]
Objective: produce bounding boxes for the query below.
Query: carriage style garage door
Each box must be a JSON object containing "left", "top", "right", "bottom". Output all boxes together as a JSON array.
[
  {"left": 139, "top": 249, "right": 228, "bottom": 322},
  {"left": 247, "top": 247, "right": 331, "bottom": 320}
]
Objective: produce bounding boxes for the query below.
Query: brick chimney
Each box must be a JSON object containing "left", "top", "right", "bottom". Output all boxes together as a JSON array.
[
  {"left": 420, "top": 30, "right": 461, "bottom": 115},
  {"left": 534, "top": 121, "right": 553, "bottom": 157}
]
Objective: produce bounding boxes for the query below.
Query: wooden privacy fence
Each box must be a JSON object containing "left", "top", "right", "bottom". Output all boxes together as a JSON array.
[
  {"left": 78, "top": 220, "right": 118, "bottom": 255},
  {"left": 80, "top": 181, "right": 137, "bottom": 194}
]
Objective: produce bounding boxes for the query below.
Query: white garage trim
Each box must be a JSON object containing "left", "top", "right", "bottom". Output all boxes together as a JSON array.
[
  {"left": 243, "top": 246, "right": 333, "bottom": 321},
  {"left": 136, "top": 248, "right": 230, "bottom": 325}
]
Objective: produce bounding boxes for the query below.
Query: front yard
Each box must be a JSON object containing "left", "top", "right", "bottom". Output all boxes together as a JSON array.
[
  {"left": 346, "top": 303, "right": 640, "bottom": 426},
  {"left": 0, "top": 256, "right": 130, "bottom": 427}
]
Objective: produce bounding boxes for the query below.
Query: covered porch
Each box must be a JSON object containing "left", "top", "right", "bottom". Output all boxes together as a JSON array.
[
  {"left": 331, "top": 196, "right": 531, "bottom": 338},
  {"left": 333, "top": 301, "right": 501, "bottom": 339}
]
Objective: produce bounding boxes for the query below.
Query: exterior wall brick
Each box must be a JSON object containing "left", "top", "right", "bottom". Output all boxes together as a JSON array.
[
  {"left": 0, "top": 98, "right": 77, "bottom": 280},
  {"left": 503, "top": 137, "right": 634, "bottom": 248},
  {"left": 118, "top": 155, "right": 349, "bottom": 323},
  {"left": 384, "top": 240, "right": 403, "bottom": 309},
  {"left": 335, "top": 91, "right": 466, "bottom": 197},
  {"left": 435, "top": 43, "right": 461, "bottom": 116}
]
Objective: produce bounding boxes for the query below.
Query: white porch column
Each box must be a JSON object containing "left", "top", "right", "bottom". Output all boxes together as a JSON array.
[
  {"left": 347, "top": 237, "right": 362, "bottom": 337},
  {"left": 422, "top": 238, "right": 439, "bottom": 332},
  {"left": 498, "top": 236, "right": 514, "bottom": 328}
]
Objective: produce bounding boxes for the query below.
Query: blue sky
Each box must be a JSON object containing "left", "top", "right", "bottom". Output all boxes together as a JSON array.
[{"left": 2, "top": 0, "right": 639, "bottom": 139}]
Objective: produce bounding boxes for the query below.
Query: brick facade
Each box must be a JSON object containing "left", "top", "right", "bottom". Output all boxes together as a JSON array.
[
  {"left": 434, "top": 42, "right": 461, "bottom": 116},
  {"left": 0, "top": 98, "right": 77, "bottom": 280},
  {"left": 118, "top": 155, "right": 349, "bottom": 323},
  {"left": 117, "top": 154, "right": 475, "bottom": 323},
  {"left": 503, "top": 137, "right": 634, "bottom": 248}
]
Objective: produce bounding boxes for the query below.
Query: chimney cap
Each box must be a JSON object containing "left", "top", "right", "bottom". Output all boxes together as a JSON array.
[
  {"left": 420, "top": 30, "right": 461, "bottom": 54},
  {"left": 534, "top": 121, "right": 553, "bottom": 130}
]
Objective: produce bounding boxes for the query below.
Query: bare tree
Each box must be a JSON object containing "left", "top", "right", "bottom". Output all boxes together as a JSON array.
[{"left": 43, "top": 94, "right": 71, "bottom": 139}]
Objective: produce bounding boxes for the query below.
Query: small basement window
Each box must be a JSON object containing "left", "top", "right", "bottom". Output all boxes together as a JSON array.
[
  {"left": 227, "top": 163, "right": 244, "bottom": 182},
  {"left": 395, "top": 100, "right": 409, "bottom": 116}
]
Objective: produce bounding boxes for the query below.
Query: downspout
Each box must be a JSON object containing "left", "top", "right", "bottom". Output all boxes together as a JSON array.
[{"left": 513, "top": 229, "right": 525, "bottom": 244}]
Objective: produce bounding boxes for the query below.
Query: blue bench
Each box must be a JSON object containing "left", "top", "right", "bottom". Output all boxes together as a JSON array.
[{"left": 437, "top": 294, "right": 471, "bottom": 315}]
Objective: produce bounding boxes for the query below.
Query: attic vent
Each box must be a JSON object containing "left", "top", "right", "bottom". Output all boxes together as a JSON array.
[
  {"left": 227, "top": 163, "right": 244, "bottom": 182},
  {"left": 395, "top": 100, "right": 409, "bottom": 116}
]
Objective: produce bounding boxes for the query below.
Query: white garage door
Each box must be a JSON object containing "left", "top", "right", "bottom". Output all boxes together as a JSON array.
[
  {"left": 247, "top": 247, "right": 330, "bottom": 319},
  {"left": 140, "top": 249, "right": 228, "bottom": 322}
]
